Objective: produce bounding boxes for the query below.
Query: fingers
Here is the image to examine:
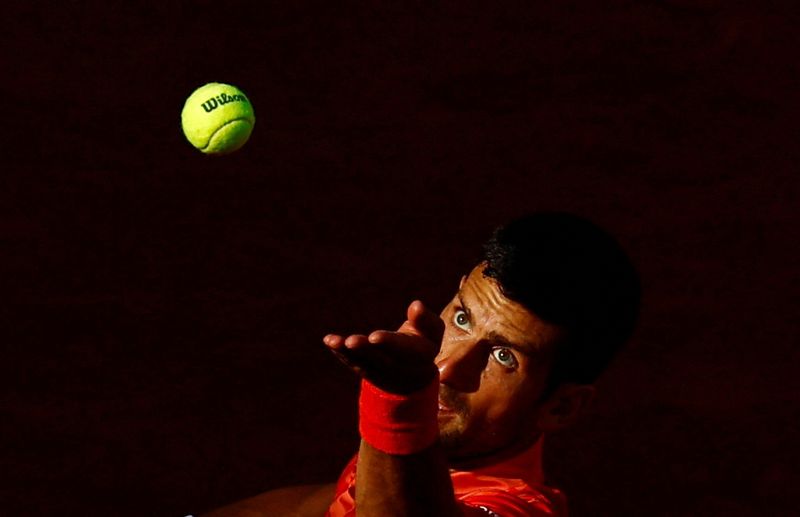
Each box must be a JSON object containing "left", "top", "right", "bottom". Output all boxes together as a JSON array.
[
  {"left": 322, "top": 334, "right": 344, "bottom": 349},
  {"left": 322, "top": 302, "right": 441, "bottom": 392},
  {"left": 323, "top": 333, "right": 369, "bottom": 375},
  {"left": 323, "top": 300, "right": 443, "bottom": 354},
  {"left": 323, "top": 333, "right": 370, "bottom": 349},
  {"left": 367, "top": 329, "right": 438, "bottom": 361},
  {"left": 323, "top": 332, "right": 404, "bottom": 379},
  {"left": 324, "top": 329, "right": 436, "bottom": 368},
  {"left": 351, "top": 329, "right": 439, "bottom": 393}
]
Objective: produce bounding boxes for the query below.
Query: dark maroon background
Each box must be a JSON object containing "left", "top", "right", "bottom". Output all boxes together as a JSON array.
[{"left": 1, "top": 1, "right": 798, "bottom": 516}]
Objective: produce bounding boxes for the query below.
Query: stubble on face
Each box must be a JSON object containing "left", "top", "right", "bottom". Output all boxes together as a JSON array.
[
  {"left": 433, "top": 265, "right": 564, "bottom": 461},
  {"left": 437, "top": 384, "right": 470, "bottom": 451}
]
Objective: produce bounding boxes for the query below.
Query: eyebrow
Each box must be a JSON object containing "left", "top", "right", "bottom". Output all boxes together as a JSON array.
[
  {"left": 456, "top": 290, "right": 539, "bottom": 357},
  {"left": 486, "top": 331, "right": 539, "bottom": 357}
]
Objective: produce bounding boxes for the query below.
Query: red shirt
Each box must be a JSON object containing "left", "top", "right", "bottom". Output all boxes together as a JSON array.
[{"left": 326, "top": 438, "right": 567, "bottom": 516}]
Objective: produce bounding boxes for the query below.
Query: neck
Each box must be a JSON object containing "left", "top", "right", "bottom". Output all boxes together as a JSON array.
[{"left": 446, "top": 432, "right": 542, "bottom": 470}]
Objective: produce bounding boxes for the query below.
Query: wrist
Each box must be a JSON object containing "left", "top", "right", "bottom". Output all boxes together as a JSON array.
[{"left": 358, "top": 372, "right": 439, "bottom": 455}]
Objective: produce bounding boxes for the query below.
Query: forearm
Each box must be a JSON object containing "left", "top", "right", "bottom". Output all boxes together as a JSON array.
[
  {"left": 324, "top": 300, "right": 456, "bottom": 515},
  {"left": 356, "top": 440, "right": 460, "bottom": 517}
]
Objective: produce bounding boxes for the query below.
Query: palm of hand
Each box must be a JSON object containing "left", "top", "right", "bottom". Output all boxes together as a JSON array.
[{"left": 323, "top": 300, "right": 445, "bottom": 394}]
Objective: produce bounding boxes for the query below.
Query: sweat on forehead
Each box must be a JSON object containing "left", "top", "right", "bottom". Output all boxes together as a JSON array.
[{"left": 458, "top": 264, "right": 563, "bottom": 354}]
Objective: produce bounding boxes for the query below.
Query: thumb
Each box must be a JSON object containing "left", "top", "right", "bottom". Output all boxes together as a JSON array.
[{"left": 404, "top": 300, "right": 445, "bottom": 345}]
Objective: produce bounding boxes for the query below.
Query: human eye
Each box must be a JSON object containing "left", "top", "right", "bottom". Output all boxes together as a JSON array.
[
  {"left": 452, "top": 308, "right": 471, "bottom": 331},
  {"left": 491, "top": 347, "right": 518, "bottom": 369}
]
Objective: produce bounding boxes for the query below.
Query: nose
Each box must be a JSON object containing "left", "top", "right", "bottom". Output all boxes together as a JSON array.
[{"left": 435, "top": 340, "right": 487, "bottom": 393}]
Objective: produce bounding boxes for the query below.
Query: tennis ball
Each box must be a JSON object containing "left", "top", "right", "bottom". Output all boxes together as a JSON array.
[{"left": 181, "top": 82, "right": 255, "bottom": 155}]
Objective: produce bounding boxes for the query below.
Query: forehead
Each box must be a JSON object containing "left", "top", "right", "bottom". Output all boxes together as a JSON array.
[{"left": 458, "top": 264, "right": 562, "bottom": 351}]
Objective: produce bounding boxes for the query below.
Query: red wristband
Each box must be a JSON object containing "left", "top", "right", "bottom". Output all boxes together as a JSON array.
[{"left": 358, "top": 374, "right": 439, "bottom": 455}]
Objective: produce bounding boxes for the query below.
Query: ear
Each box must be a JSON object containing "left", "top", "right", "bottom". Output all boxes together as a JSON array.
[
  {"left": 459, "top": 275, "right": 467, "bottom": 289},
  {"left": 535, "top": 384, "right": 596, "bottom": 432}
]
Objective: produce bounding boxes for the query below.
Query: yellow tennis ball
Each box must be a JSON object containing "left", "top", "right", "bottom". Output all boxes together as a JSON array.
[{"left": 181, "top": 82, "right": 255, "bottom": 155}]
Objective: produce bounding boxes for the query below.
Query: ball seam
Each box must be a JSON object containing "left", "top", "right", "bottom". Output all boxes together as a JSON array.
[{"left": 199, "top": 117, "right": 254, "bottom": 151}]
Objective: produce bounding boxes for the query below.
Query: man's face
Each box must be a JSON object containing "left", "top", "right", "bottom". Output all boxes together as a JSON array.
[{"left": 436, "top": 264, "right": 563, "bottom": 460}]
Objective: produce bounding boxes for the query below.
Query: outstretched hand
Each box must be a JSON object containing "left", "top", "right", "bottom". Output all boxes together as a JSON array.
[{"left": 323, "top": 300, "right": 445, "bottom": 394}]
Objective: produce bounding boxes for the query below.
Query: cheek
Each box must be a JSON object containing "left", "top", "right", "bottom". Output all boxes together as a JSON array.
[
  {"left": 469, "top": 368, "right": 524, "bottom": 418},
  {"left": 474, "top": 363, "right": 547, "bottom": 420}
]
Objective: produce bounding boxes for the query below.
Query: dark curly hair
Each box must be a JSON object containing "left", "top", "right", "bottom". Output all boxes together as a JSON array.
[{"left": 482, "top": 212, "right": 641, "bottom": 391}]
